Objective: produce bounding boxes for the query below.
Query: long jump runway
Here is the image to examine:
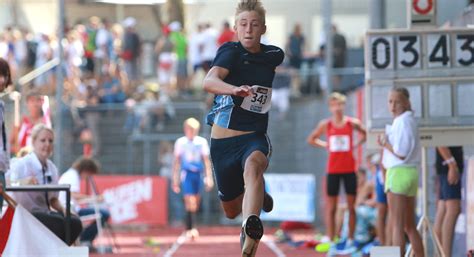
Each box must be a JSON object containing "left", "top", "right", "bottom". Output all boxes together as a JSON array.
[{"left": 91, "top": 226, "right": 324, "bottom": 257}]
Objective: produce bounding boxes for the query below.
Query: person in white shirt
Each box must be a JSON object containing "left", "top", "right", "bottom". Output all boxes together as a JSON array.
[
  {"left": 377, "top": 87, "right": 424, "bottom": 257},
  {"left": 172, "top": 118, "right": 213, "bottom": 239},
  {"left": 59, "top": 157, "right": 110, "bottom": 247},
  {"left": 7, "top": 124, "right": 82, "bottom": 245},
  {"left": 0, "top": 58, "right": 12, "bottom": 209}
]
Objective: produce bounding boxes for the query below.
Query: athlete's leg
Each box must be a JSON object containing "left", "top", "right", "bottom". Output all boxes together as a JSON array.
[
  {"left": 404, "top": 196, "right": 424, "bottom": 257},
  {"left": 376, "top": 202, "right": 388, "bottom": 245},
  {"left": 441, "top": 199, "right": 461, "bottom": 257},
  {"left": 326, "top": 196, "right": 338, "bottom": 240},
  {"left": 434, "top": 200, "right": 446, "bottom": 246},
  {"left": 346, "top": 194, "right": 356, "bottom": 240},
  {"left": 242, "top": 151, "right": 267, "bottom": 220},
  {"left": 221, "top": 193, "right": 245, "bottom": 219},
  {"left": 387, "top": 192, "right": 406, "bottom": 255}
]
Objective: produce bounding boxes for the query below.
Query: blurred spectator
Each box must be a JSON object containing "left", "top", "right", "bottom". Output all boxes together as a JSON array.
[
  {"left": 12, "top": 29, "right": 28, "bottom": 77},
  {"left": 271, "top": 65, "right": 291, "bottom": 120},
  {"left": 0, "top": 57, "right": 12, "bottom": 213},
  {"left": 83, "top": 78, "right": 101, "bottom": 157},
  {"left": 84, "top": 16, "right": 100, "bottom": 75},
  {"left": 122, "top": 17, "right": 142, "bottom": 89},
  {"left": 200, "top": 23, "right": 218, "bottom": 73},
  {"left": 65, "top": 30, "right": 84, "bottom": 81},
  {"left": 34, "top": 33, "right": 52, "bottom": 88},
  {"left": 217, "top": 21, "right": 235, "bottom": 46},
  {"left": 109, "top": 23, "right": 124, "bottom": 78},
  {"left": 286, "top": 24, "right": 305, "bottom": 96},
  {"left": 169, "top": 21, "right": 188, "bottom": 95},
  {"left": 95, "top": 18, "right": 113, "bottom": 77},
  {"left": 319, "top": 24, "right": 347, "bottom": 92},
  {"left": 58, "top": 157, "right": 110, "bottom": 250},
  {"left": 155, "top": 25, "right": 174, "bottom": 96},
  {"left": 142, "top": 89, "right": 175, "bottom": 132},
  {"left": 10, "top": 93, "right": 52, "bottom": 154},
  {"left": 286, "top": 24, "right": 305, "bottom": 70},
  {"left": 99, "top": 70, "right": 126, "bottom": 104},
  {"left": 7, "top": 124, "right": 83, "bottom": 245}
]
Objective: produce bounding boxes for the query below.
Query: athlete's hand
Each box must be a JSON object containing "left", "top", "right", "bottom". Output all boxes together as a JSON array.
[
  {"left": 172, "top": 183, "right": 181, "bottom": 194},
  {"left": 232, "top": 85, "right": 253, "bottom": 97},
  {"left": 447, "top": 163, "right": 460, "bottom": 185}
]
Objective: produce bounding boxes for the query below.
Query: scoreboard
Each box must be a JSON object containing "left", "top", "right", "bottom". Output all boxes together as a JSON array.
[{"left": 365, "top": 28, "right": 474, "bottom": 147}]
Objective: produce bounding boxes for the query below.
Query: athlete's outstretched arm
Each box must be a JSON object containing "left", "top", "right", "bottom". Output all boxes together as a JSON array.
[
  {"left": 306, "top": 120, "right": 328, "bottom": 148},
  {"left": 203, "top": 66, "right": 252, "bottom": 97},
  {"left": 351, "top": 118, "right": 367, "bottom": 148}
]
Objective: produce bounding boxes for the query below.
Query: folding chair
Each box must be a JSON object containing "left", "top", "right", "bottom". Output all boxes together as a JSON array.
[{"left": 79, "top": 176, "right": 119, "bottom": 252}]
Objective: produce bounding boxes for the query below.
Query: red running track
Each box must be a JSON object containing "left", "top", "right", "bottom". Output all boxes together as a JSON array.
[{"left": 91, "top": 226, "right": 327, "bottom": 257}]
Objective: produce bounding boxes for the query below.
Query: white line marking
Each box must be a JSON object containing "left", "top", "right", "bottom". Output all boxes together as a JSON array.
[
  {"left": 162, "top": 232, "right": 187, "bottom": 257},
  {"left": 262, "top": 235, "right": 286, "bottom": 257}
]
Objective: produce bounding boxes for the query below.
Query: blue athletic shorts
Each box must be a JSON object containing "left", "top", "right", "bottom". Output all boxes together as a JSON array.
[
  {"left": 181, "top": 171, "right": 202, "bottom": 195},
  {"left": 438, "top": 173, "right": 462, "bottom": 200},
  {"left": 210, "top": 132, "right": 271, "bottom": 202},
  {"left": 375, "top": 170, "right": 387, "bottom": 204}
]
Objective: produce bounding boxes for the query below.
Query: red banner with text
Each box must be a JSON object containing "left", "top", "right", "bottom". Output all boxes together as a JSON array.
[{"left": 81, "top": 175, "right": 168, "bottom": 226}]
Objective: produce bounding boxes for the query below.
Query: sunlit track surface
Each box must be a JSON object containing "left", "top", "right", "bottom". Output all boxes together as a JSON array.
[{"left": 90, "top": 226, "right": 326, "bottom": 257}]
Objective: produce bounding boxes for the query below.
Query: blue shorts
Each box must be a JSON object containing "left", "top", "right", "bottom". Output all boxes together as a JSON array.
[
  {"left": 438, "top": 173, "right": 462, "bottom": 200},
  {"left": 210, "top": 132, "right": 271, "bottom": 202},
  {"left": 181, "top": 171, "right": 202, "bottom": 195},
  {"left": 375, "top": 171, "right": 387, "bottom": 204}
]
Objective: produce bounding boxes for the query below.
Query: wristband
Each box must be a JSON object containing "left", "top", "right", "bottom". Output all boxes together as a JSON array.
[{"left": 442, "top": 157, "right": 455, "bottom": 166}]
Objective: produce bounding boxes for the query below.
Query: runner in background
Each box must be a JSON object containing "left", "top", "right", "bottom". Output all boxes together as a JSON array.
[
  {"left": 307, "top": 92, "right": 366, "bottom": 253},
  {"left": 172, "top": 118, "right": 213, "bottom": 239}
]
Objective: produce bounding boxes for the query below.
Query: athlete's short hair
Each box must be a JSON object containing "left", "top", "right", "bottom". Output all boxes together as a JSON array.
[
  {"left": 184, "top": 117, "right": 200, "bottom": 130},
  {"left": 328, "top": 92, "right": 346, "bottom": 103},
  {"left": 235, "top": 0, "right": 266, "bottom": 24}
]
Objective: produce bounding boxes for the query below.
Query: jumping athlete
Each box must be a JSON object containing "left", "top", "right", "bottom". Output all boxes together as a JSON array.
[
  {"left": 172, "top": 118, "right": 213, "bottom": 239},
  {"left": 307, "top": 92, "right": 366, "bottom": 252},
  {"left": 203, "top": 0, "right": 284, "bottom": 256}
]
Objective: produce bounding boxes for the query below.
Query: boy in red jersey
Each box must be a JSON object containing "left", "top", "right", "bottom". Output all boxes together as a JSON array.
[{"left": 307, "top": 92, "right": 366, "bottom": 252}]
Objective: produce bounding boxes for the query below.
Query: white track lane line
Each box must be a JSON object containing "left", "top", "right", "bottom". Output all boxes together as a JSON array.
[
  {"left": 162, "top": 232, "right": 187, "bottom": 257},
  {"left": 262, "top": 235, "right": 286, "bottom": 257}
]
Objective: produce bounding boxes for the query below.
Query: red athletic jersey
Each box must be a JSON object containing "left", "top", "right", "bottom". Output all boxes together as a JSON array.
[{"left": 326, "top": 118, "right": 355, "bottom": 174}]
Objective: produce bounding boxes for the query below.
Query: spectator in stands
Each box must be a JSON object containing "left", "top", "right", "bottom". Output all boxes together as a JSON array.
[
  {"left": 200, "top": 23, "right": 218, "bottom": 73},
  {"left": 94, "top": 18, "right": 113, "bottom": 77},
  {"left": 34, "top": 33, "right": 52, "bottom": 88},
  {"left": 10, "top": 93, "right": 51, "bottom": 154},
  {"left": 188, "top": 24, "right": 205, "bottom": 92},
  {"left": 286, "top": 23, "right": 305, "bottom": 97},
  {"left": 99, "top": 69, "right": 126, "bottom": 104},
  {"left": 122, "top": 17, "right": 141, "bottom": 90},
  {"left": 172, "top": 118, "right": 213, "bottom": 239},
  {"left": 155, "top": 25, "right": 175, "bottom": 96},
  {"left": 271, "top": 64, "right": 291, "bottom": 120},
  {"left": 7, "top": 124, "right": 83, "bottom": 245},
  {"left": 319, "top": 24, "right": 347, "bottom": 92},
  {"left": 59, "top": 157, "right": 110, "bottom": 250},
  {"left": 0, "top": 57, "right": 12, "bottom": 210},
  {"left": 84, "top": 16, "right": 100, "bottom": 76},
  {"left": 217, "top": 21, "right": 236, "bottom": 46},
  {"left": 169, "top": 21, "right": 188, "bottom": 95}
]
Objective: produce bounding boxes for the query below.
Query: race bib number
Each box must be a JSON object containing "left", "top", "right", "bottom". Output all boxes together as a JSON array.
[
  {"left": 329, "top": 135, "right": 350, "bottom": 152},
  {"left": 240, "top": 85, "right": 272, "bottom": 114}
]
